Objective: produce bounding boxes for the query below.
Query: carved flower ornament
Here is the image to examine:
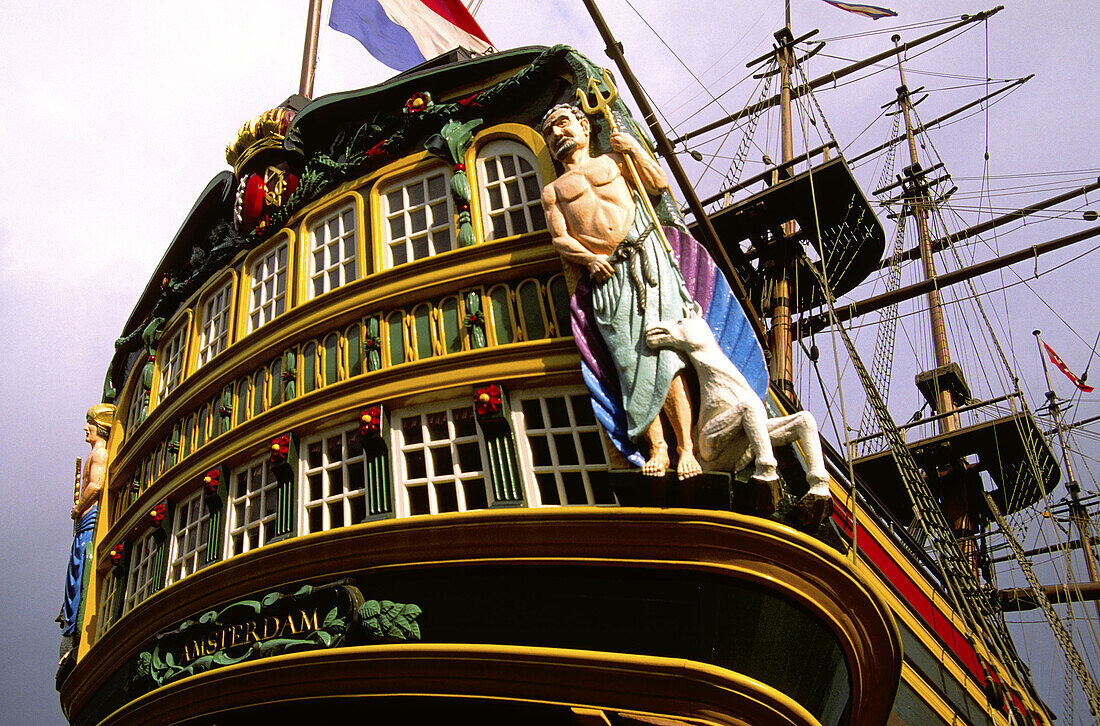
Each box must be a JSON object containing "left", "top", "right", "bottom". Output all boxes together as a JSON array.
[
  {"left": 475, "top": 384, "right": 502, "bottom": 417},
  {"left": 150, "top": 502, "right": 167, "bottom": 527},
  {"left": 464, "top": 310, "right": 484, "bottom": 328},
  {"left": 202, "top": 468, "right": 221, "bottom": 495},
  {"left": 108, "top": 544, "right": 125, "bottom": 566},
  {"left": 270, "top": 435, "right": 291, "bottom": 464},
  {"left": 359, "top": 406, "right": 382, "bottom": 437},
  {"left": 404, "top": 91, "right": 433, "bottom": 115}
]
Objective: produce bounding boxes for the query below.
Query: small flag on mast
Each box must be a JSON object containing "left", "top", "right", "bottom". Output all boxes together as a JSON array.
[
  {"left": 1043, "top": 341, "right": 1094, "bottom": 393},
  {"left": 820, "top": 1, "right": 897, "bottom": 20},
  {"left": 329, "top": 0, "right": 493, "bottom": 72}
]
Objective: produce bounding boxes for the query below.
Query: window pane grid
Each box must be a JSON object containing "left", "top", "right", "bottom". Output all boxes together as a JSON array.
[
  {"left": 95, "top": 570, "right": 121, "bottom": 637},
  {"left": 383, "top": 171, "right": 453, "bottom": 268},
  {"left": 396, "top": 406, "right": 489, "bottom": 516},
  {"left": 309, "top": 205, "right": 357, "bottom": 299},
  {"left": 228, "top": 459, "right": 279, "bottom": 555},
  {"left": 516, "top": 392, "right": 611, "bottom": 506},
  {"left": 301, "top": 428, "right": 367, "bottom": 533},
  {"left": 123, "top": 531, "right": 160, "bottom": 614},
  {"left": 478, "top": 142, "right": 546, "bottom": 240},
  {"left": 196, "top": 281, "right": 233, "bottom": 368},
  {"left": 157, "top": 326, "right": 187, "bottom": 400},
  {"left": 249, "top": 241, "right": 288, "bottom": 332},
  {"left": 168, "top": 492, "right": 210, "bottom": 583}
]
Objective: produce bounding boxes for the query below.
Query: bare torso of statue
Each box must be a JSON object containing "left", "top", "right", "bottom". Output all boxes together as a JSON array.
[{"left": 547, "top": 153, "right": 637, "bottom": 256}]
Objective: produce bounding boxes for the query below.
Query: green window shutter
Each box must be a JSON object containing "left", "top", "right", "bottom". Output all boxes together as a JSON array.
[
  {"left": 272, "top": 434, "right": 299, "bottom": 541},
  {"left": 474, "top": 384, "right": 524, "bottom": 505},
  {"left": 252, "top": 369, "right": 265, "bottom": 418},
  {"left": 488, "top": 286, "right": 514, "bottom": 345},
  {"left": 387, "top": 312, "right": 405, "bottom": 366},
  {"left": 440, "top": 297, "right": 462, "bottom": 353},
  {"left": 346, "top": 323, "right": 363, "bottom": 377},
  {"left": 236, "top": 380, "right": 249, "bottom": 426},
  {"left": 203, "top": 465, "right": 227, "bottom": 565},
  {"left": 547, "top": 274, "right": 571, "bottom": 338},
  {"left": 148, "top": 508, "right": 171, "bottom": 596},
  {"left": 324, "top": 333, "right": 340, "bottom": 385},
  {"left": 412, "top": 304, "right": 434, "bottom": 360},
  {"left": 360, "top": 405, "right": 394, "bottom": 520},
  {"left": 270, "top": 357, "right": 284, "bottom": 407},
  {"left": 516, "top": 279, "right": 547, "bottom": 340}
]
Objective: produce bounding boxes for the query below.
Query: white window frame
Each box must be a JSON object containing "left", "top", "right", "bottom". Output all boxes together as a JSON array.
[
  {"left": 307, "top": 203, "right": 358, "bottom": 300},
  {"left": 156, "top": 321, "right": 189, "bottom": 403},
  {"left": 125, "top": 371, "right": 147, "bottom": 434},
  {"left": 248, "top": 238, "right": 289, "bottom": 332},
  {"left": 299, "top": 427, "right": 368, "bottom": 534},
  {"left": 476, "top": 139, "right": 546, "bottom": 241},
  {"left": 381, "top": 168, "right": 454, "bottom": 268},
  {"left": 167, "top": 491, "right": 210, "bottom": 583},
  {"left": 227, "top": 457, "right": 279, "bottom": 555},
  {"left": 392, "top": 402, "right": 492, "bottom": 517},
  {"left": 512, "top": 387, "right": 612, "bottom": 506},
  {"left": 95, "top": 567, "right": 122, "bottom": 637},
  {"left": 122, "top": 529, "right": 161, "bottom": 614},
  {"left": 195, "top": 279, "right": 234, "bottom": 369}
]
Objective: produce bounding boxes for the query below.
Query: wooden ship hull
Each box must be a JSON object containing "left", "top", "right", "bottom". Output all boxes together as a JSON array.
[{"left": 57, "top": 43, "right": 1055, "bottom": 726}]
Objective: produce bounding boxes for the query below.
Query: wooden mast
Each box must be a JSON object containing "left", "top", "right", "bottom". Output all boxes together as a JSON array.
[
  {"left": 1034, "top": 330, "right": 1100, "bottom": 620},
  {"left": 299, "top": 0, "right": 323, "bottom": 98},
  {"left": 893, "top": 34, "right": 958, "bottom": 433},
  {"left": 769, "top": 7, "right": 797, "bottom": 398}
]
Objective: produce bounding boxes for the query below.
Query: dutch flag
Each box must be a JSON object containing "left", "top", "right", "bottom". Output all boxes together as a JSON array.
[{"left": 329, "top": 0, "right": 494, "bottom": 71}]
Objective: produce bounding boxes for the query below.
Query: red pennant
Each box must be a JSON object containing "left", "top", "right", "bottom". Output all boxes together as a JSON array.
[{"left": 1043, "top": 342, "right": 1094, "bottom": 393}]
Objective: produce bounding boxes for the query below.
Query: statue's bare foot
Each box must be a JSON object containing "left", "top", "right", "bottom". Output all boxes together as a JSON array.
[
  {"left": 677, "top": 450, "right": 702, "bottom": 480},
  {"left": 642, "top": 443, "right": 670, "bottom": 476}
]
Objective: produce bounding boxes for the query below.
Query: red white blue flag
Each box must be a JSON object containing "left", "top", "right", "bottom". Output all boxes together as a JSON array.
[
  {"left": 329, "top": 0, "right": 493, "bottom": 71},
  {"left": 821, "top": 1, "right": 897, "bottom": 20},
  {"left": 1044, "top": 342, "right": 1094, "bottom": 393}
]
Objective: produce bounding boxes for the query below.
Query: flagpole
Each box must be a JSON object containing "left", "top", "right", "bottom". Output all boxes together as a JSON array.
[
  {"left": 1034, "top": 329, "right": 1100, "bottom": 619},
  {"left": 299, "top": 0, "right": 323, "bottom": 98}
]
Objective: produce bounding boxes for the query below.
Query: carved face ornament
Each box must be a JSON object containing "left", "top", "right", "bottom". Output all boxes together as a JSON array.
[{"left": 544, "top": 109, "right": 588, "bottom": 162}]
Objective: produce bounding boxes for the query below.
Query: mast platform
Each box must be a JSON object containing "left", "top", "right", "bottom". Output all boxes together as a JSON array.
[
  {"left": 705, "top": 155, "right": 885, "bottom": 315},
  {"left": 852, "top": 405, "right": 1061, "bottom": 527}
]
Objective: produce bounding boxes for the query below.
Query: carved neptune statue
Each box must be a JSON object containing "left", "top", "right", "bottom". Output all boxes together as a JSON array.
[{"left": 539, "top": 98, "right": 830, "bottom": 527}]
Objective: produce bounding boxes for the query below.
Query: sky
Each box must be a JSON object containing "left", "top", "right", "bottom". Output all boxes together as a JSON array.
[{"left": 2, "top": 1, "right": 1097, "bottom": 723}]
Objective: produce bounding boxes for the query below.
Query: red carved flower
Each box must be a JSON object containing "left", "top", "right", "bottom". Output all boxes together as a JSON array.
[
  {"left": 453, "top": 162, "right": 466, "bottom": 173},
  {"left": 475, "top": 384, "right": 502, "bottom": 417},
  {"left": 150, "top": 502, "right": 167, "bottom": 527},
  {"left": 270, "top": 434, "right": 291, "bottom": 464},
  {"left": 281, "top": 369, "right": 296, "bottom": 382},
  {"left": 202, "top": 468, "right": 220, "bottom": 495},
  {"left": 404, "top": 91, "right": 432, "bottom": 115},
  {"left": 359, "top": 405, "right": 382, "bottom": 437},
  {"left": 109, "top": 544, "right": 125, "bottom": 566},
  {"left": 457, "top": 91, "right": 482, "bottom": 108}
]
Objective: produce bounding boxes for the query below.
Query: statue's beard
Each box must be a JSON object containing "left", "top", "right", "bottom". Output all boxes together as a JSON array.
[{"left": 552, "top": 137, "right": 578, "bottom": 160}]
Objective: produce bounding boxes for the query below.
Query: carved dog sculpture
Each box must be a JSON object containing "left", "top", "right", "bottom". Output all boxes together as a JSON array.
[{"left": 645, "top": 312, "right": 831, "bottom": 525}]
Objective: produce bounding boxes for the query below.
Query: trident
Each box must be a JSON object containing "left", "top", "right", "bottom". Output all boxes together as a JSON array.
[{"left": 576, "top": 69, "right": 672, "bottom": 252}]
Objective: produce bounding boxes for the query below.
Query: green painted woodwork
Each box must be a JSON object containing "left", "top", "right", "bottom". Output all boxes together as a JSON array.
[
  {"left": 346, "top": 323, "right": 362, "bottom": 376},
  {"left": 273, "top": 433, "right": 299, "bottom": 540},
  {"left": 425, "top": 118, "right": 483, "bottom": 248},
  {"left": 134, "top": 581, "right": 367, "bottom": 689},
  {"left": 363, "top": 316, "right": 382, "bottom": 372},
  {"left": 548, "top": 274, "right": 571, "bottom": 337},
  {"left": 365, "top": 443, "right": 393, "bottom": 520},
  {"left": 473, "top": 384, "right": 524, "bottom": 505},
  {"left": 219, "top": 386, "right": 233, "bottom": 435},
  {"left": 440, "top": 297, "right": 462, "bottom": 353},
  {"left": 148, "top": 525, "right": 170, "bottom": 596},
  {"left": 196, "top": 406, "right": 208, "bottom": 449},
  {"left": 167, "top": 423, "right": 181, "bottom": 468},
  {"left": 387, "top": 312, "right": 405, "bottom": 366},
  {"left": 488, "top": 286, "right": 514, "bottom": 345},
  {"left": 412, "top": 304, "right": 434, "bottom": 360},
  {"left": 516, "top": 279, "right": 546, "bottom": 340},
  {"left": 236, "top": 380, "right": 248, "bottom": 426},
  {"left": 463, "top": 291, "right": 487, "bottom": 349},
  {"left": 252, "top": 369, "right": 265, "bottom": 418},
  {"left": 282, "top": 348, "right": 296, "bottom": 401},
  {"left": 270, "top": 356, "right": 284, "bottom": 407},
  {"left": 302, "top": 341, "right": 317, "bottom": 394},
  {"left": 203, "top": 465, "right": 227, "bottom": 566},
  {"left": 357, "top": 599, "right": 422, "bottom": 641},
  {"left": 324, "top": 334, "right": 340, "bottom": 385}
]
